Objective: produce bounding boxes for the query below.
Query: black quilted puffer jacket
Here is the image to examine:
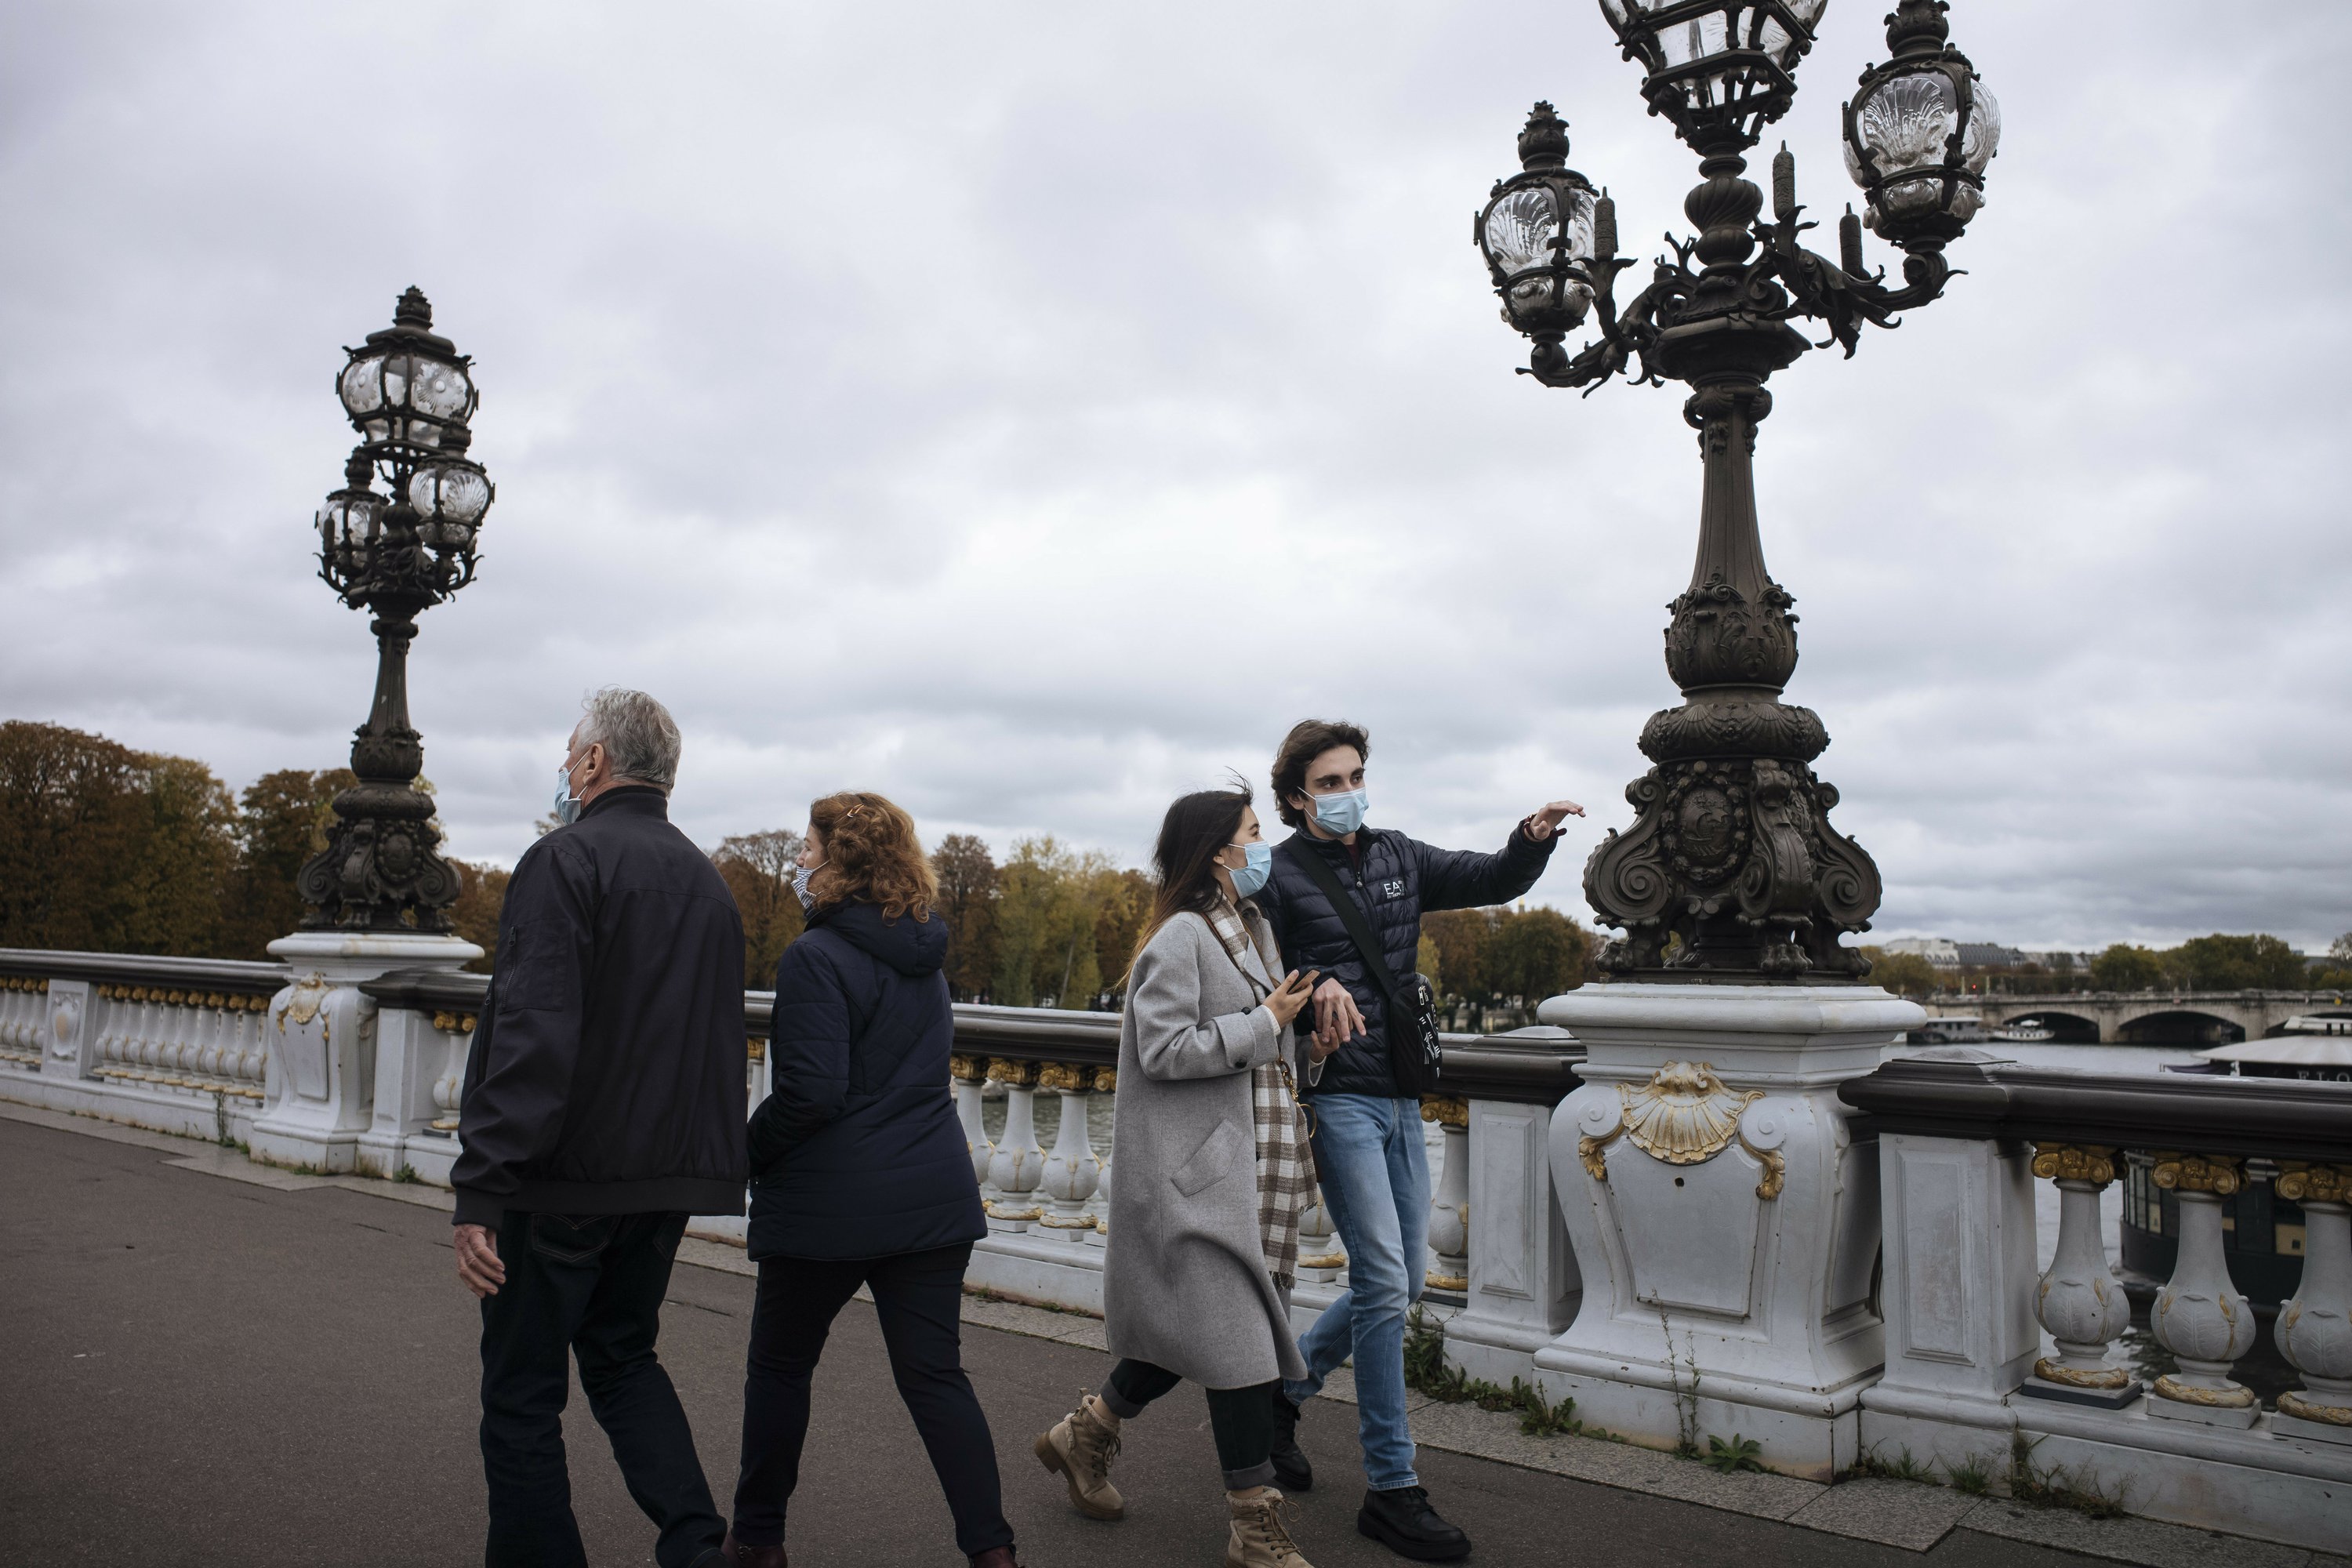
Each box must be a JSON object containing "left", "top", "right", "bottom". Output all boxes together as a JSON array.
[{"left": 1256, "top": 823, "right": 1555, "bottom": 1098}]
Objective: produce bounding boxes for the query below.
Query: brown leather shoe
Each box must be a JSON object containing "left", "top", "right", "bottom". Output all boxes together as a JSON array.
[{"left": 718, "top": 1529, "right": 786, "bottom": 1568}]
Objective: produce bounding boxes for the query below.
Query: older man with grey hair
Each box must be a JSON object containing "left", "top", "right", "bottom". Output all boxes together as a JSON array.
[{"left": 452, "top": 687, "right": 747, "bottom": 1568}]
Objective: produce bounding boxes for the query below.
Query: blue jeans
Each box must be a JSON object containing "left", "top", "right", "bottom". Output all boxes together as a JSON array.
[{"left": 1283, "top": 1094, "right": 1429, "bottom": 1491}]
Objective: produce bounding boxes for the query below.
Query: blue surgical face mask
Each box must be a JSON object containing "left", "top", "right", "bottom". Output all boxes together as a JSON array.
[
  {"left": 1228, "top": 840, "right": 1273, "bottom": 899},
  {"left": 1312, "top": 787, "right": 1368, "bottom": 837},
  {"left": 551, "top": 761, "right": 582, "bottom": 827}
]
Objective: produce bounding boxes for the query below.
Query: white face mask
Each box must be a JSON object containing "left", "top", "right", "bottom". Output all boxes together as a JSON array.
[{"left": 793, "top": 859, "right": 823, "bottom": 911}]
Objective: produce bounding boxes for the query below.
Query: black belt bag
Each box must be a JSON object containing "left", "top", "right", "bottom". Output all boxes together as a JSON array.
[{"left": 1288, "top": 846, "right": 1443, "bottom": 1097}]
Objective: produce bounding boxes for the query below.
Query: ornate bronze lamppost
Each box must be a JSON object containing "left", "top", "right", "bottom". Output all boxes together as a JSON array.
[
  {"left": 298, "top": 288, "right": 494, "bottom": 931},
  {"left": 1476, "top": 0, "right": 1997, "bottom": 979}
]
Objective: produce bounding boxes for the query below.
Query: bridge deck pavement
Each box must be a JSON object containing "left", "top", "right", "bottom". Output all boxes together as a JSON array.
[{"left": 2, "top": 1105, "right": 2342, "bottom": 1568}]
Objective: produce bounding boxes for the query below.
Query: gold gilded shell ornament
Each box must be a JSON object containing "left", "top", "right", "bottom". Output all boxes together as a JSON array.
[{"left": 1620, "top": 1061, "right": 1762, "bottom": 1165}]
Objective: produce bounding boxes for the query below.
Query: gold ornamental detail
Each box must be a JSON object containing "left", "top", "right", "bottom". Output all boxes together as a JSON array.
[
  {"left": 2278, "top": 1390, "right": 2352, "bottom": 1426},
  {"left": 1619, "top": 1062, "right": 1762, "bottom": 1167},
  {"left": 2032, "top": 1356, "right": 2130, "bottom": 1390},
  {"left": 949, "top": 1053, "right": 985, "bottom": 1083},
  {"left": 1420, "top": 1096, "right": 1468, "bottom": 1129},
  {"left": 1750, "top": 1145, "right": 1785, "bottom": 1202},
  {"left": 1093, "top": 1066, "right": 1118, "bottom": 1094},
  {"left": 2277, "top": 1163, "right": 2352, "bottom": 1204},
  {"left": 2151, "top": 1153, "right": 2243, "bottom": 1196},
  {"left": 1425, "top": 1270, "right": 1468, "bottom": 1292},
  {"left": 277, "top": 974, "right": 331, "bottom": 1033},
  {"left": 1037, "top": 1062, "right": 1094, "bottom": 1092},
  {"left": 1578, "top": 1125, "right": 1621, "bottom": 1183},
  {"left": 985, "top": 1058, "right": 1040, "bottom": 1087},
  {"left": 2152, "top": 1374, "right": 2256, "bottom": 1409},
  {"left": 2031, "top": 1143, "right": 2118, "bottom": 1186}
]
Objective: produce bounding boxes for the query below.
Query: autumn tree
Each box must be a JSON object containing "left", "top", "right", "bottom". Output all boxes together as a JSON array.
[
  {"left": 932, "top": 833, "right": 1000, "bottom": 1001},
  {"left": 2161, "top": 933, "right": 2310, "bottom": 991},
  {"left": 1860, "top": 946, "right": 1943, "bottom": 998},
  {"left": 2089, "top": 943, "right": 2168, "bottom": 992},
  {"left": 448, "top": 861, "right": 511, "bottom": 972},
  {"left": 216, "top": 767, "right": 355, "bottom": 958},
  {"left": 713, "top": 829, "right": 807, "bottom": 989}
]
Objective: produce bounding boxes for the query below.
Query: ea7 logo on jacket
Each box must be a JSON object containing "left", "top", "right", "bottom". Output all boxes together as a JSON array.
[{"left": 1378, "top": 877, "right": 1406, "bottom": 899}]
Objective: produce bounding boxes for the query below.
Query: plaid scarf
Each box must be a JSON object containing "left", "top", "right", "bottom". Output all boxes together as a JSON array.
[{"left": 1204, "top": 894, "right": 1313, "bottom": 1288}]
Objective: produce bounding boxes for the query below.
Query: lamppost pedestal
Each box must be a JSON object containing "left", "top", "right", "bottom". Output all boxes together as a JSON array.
[
  {"left": 1535, "top": 983, "right": 1922, "bottom": 1478},
  {"left": 250, "top": 930, "right": 482, "bottom": 1175}
]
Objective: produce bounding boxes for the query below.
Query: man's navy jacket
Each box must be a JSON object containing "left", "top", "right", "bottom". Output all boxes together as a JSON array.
[
  {"left": 1258, "top": 822, "right": 1556, "bottom": 1099},
  {"left": 452, "top": 786, "right": 749, "bottom": 1228}
]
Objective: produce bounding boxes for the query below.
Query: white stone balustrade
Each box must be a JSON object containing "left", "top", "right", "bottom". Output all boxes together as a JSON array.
[
  {"left": 2273, "top": 1163, "right": 2352, "bottom": 1443},
  {"left": 0, "top": 976, "right": 50, "bottom": 1069},
  {"left": 88, "top": 982, "right": 274, "bottom": 1103}
]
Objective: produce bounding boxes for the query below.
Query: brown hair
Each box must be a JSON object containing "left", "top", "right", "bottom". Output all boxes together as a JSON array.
[
  {"left": 806, "top": 791, "right": 935, "bottom": 921},
  {"left": 1131, "top": 786, "right": 1252, "bottom": 973},
  {"left": 1270, "top": 719, "right": 1370, "bottom": 829}
]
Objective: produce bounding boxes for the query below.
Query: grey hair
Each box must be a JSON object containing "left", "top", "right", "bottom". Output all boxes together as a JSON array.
[{"left": 575, "top": 688, "right": 682, "bottom": 793}]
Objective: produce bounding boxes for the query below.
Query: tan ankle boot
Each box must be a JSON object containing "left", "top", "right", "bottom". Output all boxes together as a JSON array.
[
  {"left": 1225, "top": 1488, "right": 1312, "bottom": 1568},
  {"left": 1033, "top": 1392, "right": 1125, "bottom": 1520}
]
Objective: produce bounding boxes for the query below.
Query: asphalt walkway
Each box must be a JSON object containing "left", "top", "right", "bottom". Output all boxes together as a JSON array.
[{"left": 0, "top": 1109, "right": 2328, "bottom": 1568}]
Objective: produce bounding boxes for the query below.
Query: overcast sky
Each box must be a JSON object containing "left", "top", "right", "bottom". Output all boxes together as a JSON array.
[{"left": 4, "top": 2, "right": 2347, "bottom": 953}]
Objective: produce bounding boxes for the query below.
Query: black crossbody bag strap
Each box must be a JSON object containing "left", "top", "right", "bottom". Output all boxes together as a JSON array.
[{"left": 1286, "top": 838, "right": 1441, "bottom": 1093}]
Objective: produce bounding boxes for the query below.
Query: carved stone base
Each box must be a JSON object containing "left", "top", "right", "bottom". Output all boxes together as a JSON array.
[
  {"left": 1534, "top": 983, "right": 1922, "bottom": 1478},
  {"left": 2145, "top": 1389, "right": 2262, "bottom": 1430}
]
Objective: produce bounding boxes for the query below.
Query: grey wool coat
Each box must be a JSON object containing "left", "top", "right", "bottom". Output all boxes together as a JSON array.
[{"left": 1102, "top": 909, "right": 1310, "bottom": 1391}]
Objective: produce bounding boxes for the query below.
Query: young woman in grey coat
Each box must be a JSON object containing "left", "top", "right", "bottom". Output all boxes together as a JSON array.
[{"left": 1033, "top": 784, "right": 1334, "bottom": 1568}]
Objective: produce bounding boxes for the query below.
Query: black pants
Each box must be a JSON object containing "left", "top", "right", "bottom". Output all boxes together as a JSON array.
[
  {"left": 477, "top": 1210, "right": 724, "bottom": 1568},
  {"left": 733, "top": 1241, "right": 1014, "bottom": 1559},
  {"left": 1103, "top": 1359, "right": 1279, "bottom": 1490}
]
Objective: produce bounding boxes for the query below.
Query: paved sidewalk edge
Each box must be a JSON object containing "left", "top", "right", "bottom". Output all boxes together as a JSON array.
[{"left": 10, "top": 1095, "right": 2342, "bottom": 1566}]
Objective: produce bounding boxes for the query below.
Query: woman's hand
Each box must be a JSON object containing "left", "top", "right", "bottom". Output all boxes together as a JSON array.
[{"left": 1265, "top": 969, "right": 1319, "bottom": 1030}]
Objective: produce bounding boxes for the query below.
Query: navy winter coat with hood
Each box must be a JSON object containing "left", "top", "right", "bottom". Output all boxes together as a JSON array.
[
  {"left": 746, "top": 898, "right": 986, "bottom": 1261},
  {"left": 1258, "top": 822, "right": 1557, "bottom": 1099}
]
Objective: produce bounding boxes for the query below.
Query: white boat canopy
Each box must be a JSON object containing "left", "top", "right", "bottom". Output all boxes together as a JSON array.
[{"left": 2198, "top": 1034, "right": 2352, "bottom": 1067}]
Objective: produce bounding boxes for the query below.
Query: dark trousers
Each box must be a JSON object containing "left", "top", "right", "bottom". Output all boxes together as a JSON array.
[
  {"left": 733, "top": 1241, "right": 1014, "bottom": 1559},
  {"left": 477, "top": 1210, "right": 724, "bottom": 1568},
  {"left": 1103, "top": 1359, "right": 1279, "bottom": 1490}
]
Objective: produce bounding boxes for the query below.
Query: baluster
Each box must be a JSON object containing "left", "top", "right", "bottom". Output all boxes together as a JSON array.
[
  {"left": 985, "top": 1058, "right": 1046, "bottom": 1231},
  {"left": 2148, "top": 1152, "right": 2260, "bottom": 1427},
  {"left": 241, "top": 996, "right": 270, "bottom": 1096},
  {"left": 1299, "top": 1178, "right": 1347, "bottom": 1283},
  {"left": 1423, "top": 1095, "right": 1469, "bottom": 1293},
  {"left": 950, "top": 1054, "right": 993, "bottom": 1185},
  {"left": 2020, "top": 1142, "right": 2139, "bottom": 1406},
  {"left": 132, "top": 989, "right": 161, "bottom": 1073},
  {"left": 1085, "top": 1066, "right": 1115, "bottom": 1246},
  {"left": 2274, "top": 1163, "right": 2352, "bottom": 1443},
  {"left": 1036, "top": 1062, "right": 1102, "bottom": 1240}
]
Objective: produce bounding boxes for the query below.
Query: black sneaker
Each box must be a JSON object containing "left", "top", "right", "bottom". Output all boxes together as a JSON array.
[
  {"left": 1269, "top": 1388, "right": 1312, "bottom": 1493},
  {"left": 1357, "top": 1484, "right": 1471, "bottom": 1562}
]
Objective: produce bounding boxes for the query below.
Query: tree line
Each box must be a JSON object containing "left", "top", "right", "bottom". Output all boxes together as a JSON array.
[
  {"left": 2, "top": 720, "right": 1597, "bottom": 1013},
  {"left": 1861, "top": 934, "right": 2351, "bottom": 1000}
]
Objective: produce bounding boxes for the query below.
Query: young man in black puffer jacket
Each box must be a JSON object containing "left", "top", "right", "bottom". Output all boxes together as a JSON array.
[{"left": 1254, "top": 718, "right": 1583, "bottom": 1563}]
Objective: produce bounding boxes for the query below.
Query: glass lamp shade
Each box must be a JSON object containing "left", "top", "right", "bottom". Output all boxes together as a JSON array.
[
  {"left": 1842, "top": 58, "right": 1998, "bottom": 243},
  {"left": 1598, "top": 0, "right": 1827, "bottom": 150},
  {"left": 407, "top": 462, "right": 492, "bottom": 546},
  {"left": 337, "top": 347, "right": 475, "bottom": 447},
  {"left": 1479, "top": 179, "right": 1599, "bottom": 335},
  {"left": 316, "top": 489, "right": 383, "bottom": 579}
]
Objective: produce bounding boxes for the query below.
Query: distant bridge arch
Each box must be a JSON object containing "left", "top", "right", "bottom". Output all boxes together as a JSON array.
[{"left": 1922, "top": 990, "right": 2346, "bottom": 1045}]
